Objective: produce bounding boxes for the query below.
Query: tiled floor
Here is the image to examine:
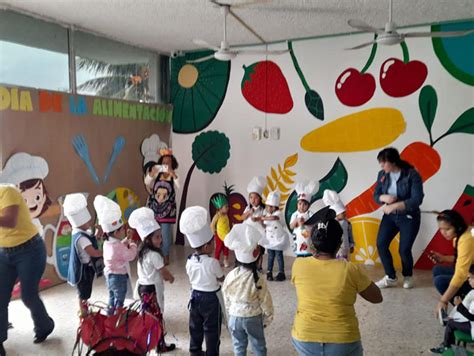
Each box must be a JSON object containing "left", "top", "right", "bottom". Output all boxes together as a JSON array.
[{"left": 5, "top": 245, "right": 445, "bottom": 355}]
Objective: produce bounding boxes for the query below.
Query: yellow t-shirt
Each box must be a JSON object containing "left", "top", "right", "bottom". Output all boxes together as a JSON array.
[
  {"left": 291, "top": 257, "right": 372, "bottom": 343},
  {"left": 0, "top": 186, "right": 39, "bottom": 247},
  {"left": 216, "top": 214, "right": 230, "bottom": 241},
  {"left": 450, "top": 230, "right": 474, "bottom": 287}
]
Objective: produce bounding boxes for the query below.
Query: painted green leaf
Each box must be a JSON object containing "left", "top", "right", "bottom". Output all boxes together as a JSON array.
[
  {"left": 419, "top": 85, "right": 437, "bottom": 136},
  {"left": 445, "top": 107, "right": 474, "bottom": 136},
  {"left": 284, "top": 157, "right": 348, "bottom": 229},
  {"left": 305, "top": 90, "right": 324, "bottom": 121},
  {"left": 171, "top": 51, "right": 230, "bottom": 134},
  {"left": 192, "top": 130, "right": 230, "bottom": 173}
]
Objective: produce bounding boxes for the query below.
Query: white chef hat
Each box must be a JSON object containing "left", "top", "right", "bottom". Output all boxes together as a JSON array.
[
  {"left": 180, "top": 206, "right": 213, "bottom": 248},
  {"left": 0, "top": 152, "right": 49, "bottom": 185},
  {"left": 225, "top": 223, "right": 262, "bottom": 263},
  {"left": 295, "top": 180, "right": 319, "bottom": 203},
  {"left": 322, "top": 189, "right": 346, "bottom": 215},
  {"left": 93, "top": 195, "right": 123, "bottom": 233},
  {"left": 128, "top": 207, "right": 161, "bottom": 240},
  {"left": 247, "top": 176, "right": 266, "bottom": 196},
  {"left": 265, "top": 190, "right": 280, "bottom": 207},
  {"left": 141, "top": 134, "right": 168, "bottom": 166},
  {"left": 63, "top": 193, "right": 91, "bottom": 228}
]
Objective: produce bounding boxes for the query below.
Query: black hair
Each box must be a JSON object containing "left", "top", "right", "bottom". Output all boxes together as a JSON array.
[
  {"left": 236, "top": 260, "right": 262, "bottom": 290},
  {"left": 103, "top": 224, "right": 125, "bottom": 241},
  {"left": 469, "top": 264, "right": 474, "bottom": 275},
  {"left": 157, "top": 154, "right": 179, "bottom": 170},
  {"left": 195, "top": 237, "right": 214, "bottom": 252},
  {"left": 143, "top": 161, "right": 156, "bottom": 175},
  {"left": 138, "top": 232, "right": 164, "bottom": 263},
  {"left": 311, "top": 219, "right": 343, "bottom": 256},
  {"left": 248, "top": 193, "right": 265, "bottom": 210},
  {"left": 377, "top": 147, "right": 413, "bottom": 170},
  {"left": 436, "top": 210, "right": 468, "bottom": 237}
]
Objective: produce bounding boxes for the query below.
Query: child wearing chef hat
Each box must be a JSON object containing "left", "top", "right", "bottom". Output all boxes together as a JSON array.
[
  {"left": 261, "top": 191, "right": 291, "bottom": 282},
  {"left": 322, "top": 190, "right": 354, "bottom": 260},
  {"left": 222, "top": 224, "right": 274, "bottom": 355},
  {"left": 241, "top": 176, "right": 267, "bottom": 271},
  {"left": 129, "top": 207, "right": 176, "bottom": 353},
  {"left": 290, "top": 180, "right": 319, "bottom": 258},
  {"left": 180, "top": 206, "right": 225, "bottom": 356},
  {"left": 63, "top": 193, "right": 103, "bottom": 315},
  {"left": 94, "top": 195, "right": 137, "bottom": 315}
]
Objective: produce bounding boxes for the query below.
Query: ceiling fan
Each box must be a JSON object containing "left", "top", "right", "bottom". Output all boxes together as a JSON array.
[
  {"left": 346, "top": 0, "right": 474, "bottom": 50},
  {"left": 187, "top": 0, "right": 288, "bottom": 63}
]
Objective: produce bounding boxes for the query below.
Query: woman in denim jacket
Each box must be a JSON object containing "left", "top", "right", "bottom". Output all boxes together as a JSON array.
[{"left": 373, "top": 147, "right": 424, "bottom": 290}]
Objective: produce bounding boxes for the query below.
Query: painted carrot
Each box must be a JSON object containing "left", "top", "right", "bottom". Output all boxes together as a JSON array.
[{"left": 346, "top": 85, "right": 473, "bottom": 218}]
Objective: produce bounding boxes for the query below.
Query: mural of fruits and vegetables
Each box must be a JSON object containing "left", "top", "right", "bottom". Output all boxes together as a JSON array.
[
  {"left": 346, "top": 85, "right": 473, "bottom": 219},
  {"left": 288, "top": 41, "right": 324, "bottom": 120},
  {"left": 432, "top": 21, "right": 474, "bottom": 86},
  {"left": 241, "top": 60, "right": 293, "bottom": 114},
  {"left": 175, "top": 130, "right": 231, "bottom": 244},
  {"left": 209, "top": 182, "right": 247, "bottom": 224},
  {"left": 415, "top": 184, "right": 474, "bottom": 269},
  {"left": 284, "top": 158, "right": 348, "bottom": 229},
  {"left": 171, "top": 51, "right": 231, "bottom": 133},
  {"left": 262, "top": 153, "right": 298, "bottom": 211},
  {"left": 300, "top": 108, "right": 406, "bottom": 153},
  {"left": 107, "top": 187, "right": 140, "bottom": 222},
  {"left": 335, "top": 40, "right": 427, "bottom": 106}
]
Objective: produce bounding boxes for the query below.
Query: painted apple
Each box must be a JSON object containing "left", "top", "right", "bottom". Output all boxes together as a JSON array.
[{"left": 380, "top": 58, "right": 428, "bottom": 97}]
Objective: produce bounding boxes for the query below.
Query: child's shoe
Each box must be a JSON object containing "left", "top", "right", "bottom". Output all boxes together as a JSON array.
[
  {"left": 224, "top": 256, "right": 231, "bottom": 268},
  {"left": 158, "top": 343, "right": 176, "bottom": 353},
  {"left": 266, "top": 272, "right": 273, "bottom": 281},
  {"left": 402, "top": 277, "right": 414, "bottom": 289},
  {"left": 430, "top": 343, "right": 449, "bottom": 354},
  {"left": 275, "top": 272, "right": 286, "bottom": 282}
]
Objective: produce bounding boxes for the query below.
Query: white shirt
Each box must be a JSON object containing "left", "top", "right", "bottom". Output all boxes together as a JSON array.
[
  {"left": 449, "top": 290, "right": 474, "bottom": 338},
  {"left": 137, "top": 250, "right": 164, "bottom": 286},
  {"left": 186, "top": 254, "right": 224, "bottom": 292},
  {"left": 261, "top": 210, "right": 290, "bottom": 251},
  {"left": 72, "top": 228, "right": 92, "bottom": 264}
]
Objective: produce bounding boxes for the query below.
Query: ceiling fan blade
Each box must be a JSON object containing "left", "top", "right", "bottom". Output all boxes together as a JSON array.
[
  {"left": 345, "top": 40, "right": 378, "bottom": 50},
  {"left": 348, "top": 19, "right": 383, "bottom": 34},
  {"left": 193, "top": 39, "right": 220, "bottom": 51},
  {"left": 231, "top": 0, "right": 272, "bottom": 9},
  {"left": 240, "top": 49, "right": 289, "bottom": 55},
  {"left": 405, "top": 29, "right": 474, "bottom": 38},
  {"left": 228, "top": 7, "right": 266, "bottom": 43},
  {"left": 186, "top": 54, "right": 216, "bottom": 63}
]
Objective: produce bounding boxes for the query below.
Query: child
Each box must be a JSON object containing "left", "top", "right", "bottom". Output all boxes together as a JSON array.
[
  {"left": 129, "top": 207, "right": 176, "bottom": 353},
  {"left": 260, "top": 191, "right": 290, "bottom": 282},
  {"left": 290, "top": 180, "right": 318, "bottom": 257},
  {"left": 210, "top": 194, "right": 231, "bottom": 267},
  {"left": 323, "top": 190, "right": 354, "bottom": 261},
  {"left": 145, "top": 148, "right": 179, "bottom": 265},
  {"left": 180, "top": 206, "right": 225, "bottom": 356},
  {"left": 94, "top": 195, "right": 137, "bottom": 315},
  {"left": 223, "top": 223, "right": 273, "bottom": 356},
  {"left": 64, "top": 193, "right": 103, "bottom": 315},
  {"left": 431, "top": 264, "right": 474, "bottom": 354},
  {"left": 241, "top": 176, "right": 267, "bottom": 270}
]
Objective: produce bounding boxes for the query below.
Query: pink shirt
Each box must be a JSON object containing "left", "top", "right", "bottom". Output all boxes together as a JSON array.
[{"left": 103, "top": 237, "right": 137, "bottom": 275}]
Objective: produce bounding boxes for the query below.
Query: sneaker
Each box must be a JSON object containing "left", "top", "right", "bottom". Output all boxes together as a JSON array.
[
  {"left": 403, "top": 277, "right": 414, "bottom": 289},
  {"left": 275, "top": 272, "right": 286, "bottom": 282},
  {"left": 266, "top": 272, "right": 273, "bottom": 281},
  {"left": 375, "top": 276, "right": 398, "bottom": 289},
  {"left": 430, "top": 344, "right": 449, "bottom": 354}
]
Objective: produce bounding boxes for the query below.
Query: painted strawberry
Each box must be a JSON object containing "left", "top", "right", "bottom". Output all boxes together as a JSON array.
[
  {"left": 241, "top": 60, "right": 293, "bottom": 114},
  {"left": 209, "top": 182, "right": 247, "bottom": 225}
]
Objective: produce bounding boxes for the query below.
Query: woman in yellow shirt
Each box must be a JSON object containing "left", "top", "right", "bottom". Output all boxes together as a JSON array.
[
  {"left": 291, "top": 206, "right": 382, "bottom": 356},
  {"left": 0, "top": 185, "right": 55, "bottom": 355},
  {"left": 428, "top": 210, "right": 474, "bottom": 314}
]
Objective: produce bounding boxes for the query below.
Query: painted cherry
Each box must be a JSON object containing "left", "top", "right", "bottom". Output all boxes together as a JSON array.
[
  {"left": 335, "top": 68, "right": 376, "bottom": 106},
  {"left": 380, "top": 58, "right": 428, "bottom": 97}
]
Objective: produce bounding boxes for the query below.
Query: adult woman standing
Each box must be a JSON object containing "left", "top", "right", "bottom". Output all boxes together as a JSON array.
[
  {"left": 291, "top": 207, "right": 382, "bottom": 356},
  {"left": 0, "top": 185, "right": 54, "bottom": 356},
  {"left": 373, "top": 147, "right": 424, "bottom": 289},
  {"left": 429, "top": 210, "right": 474, "bottom": 314}
]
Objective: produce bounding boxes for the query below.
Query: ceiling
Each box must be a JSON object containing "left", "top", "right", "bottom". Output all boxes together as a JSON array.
[{"left": 0, "top": 0, "right": 472, "bottom": 55}]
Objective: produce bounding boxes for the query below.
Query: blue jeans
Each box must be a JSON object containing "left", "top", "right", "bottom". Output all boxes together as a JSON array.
[
  {"left": 376, "top": 213, "right": 420, "bottom": 279},
  {"left": 160, "top": 223, "right": 173, "bottom": 257},
  {"left": 267, "top": 250, "right": 284, "bottom": 273},
  {"left": 432, "top": 265, "right": 471, "bottom": 301},
  {"left": 292, "top": 338, "right": 363, "bottom": 356},
  {"left": 0, "top": 236, "right": 54, "bottom": 343},
  {"left": 229, "top": 315, "right": 267, "bottom": 356},
  {"left": 107, "top": 274, "right": 128, "bottom": 313}
]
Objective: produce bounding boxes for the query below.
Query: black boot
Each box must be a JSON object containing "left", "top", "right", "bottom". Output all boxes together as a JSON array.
[
  {"left": 275, "top": 272, "right": 286, "bottom": 281},
  {"left": 266, "top": 272, "right": 273, "bottom": 281}
]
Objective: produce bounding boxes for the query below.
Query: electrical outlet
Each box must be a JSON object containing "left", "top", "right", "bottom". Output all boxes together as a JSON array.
[
  {"left": 252, "top": 126, "right": 262, "bottom": 140},
  {"left": 270, "top": 127, "right": 280, "bottom": 140}
]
